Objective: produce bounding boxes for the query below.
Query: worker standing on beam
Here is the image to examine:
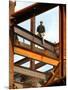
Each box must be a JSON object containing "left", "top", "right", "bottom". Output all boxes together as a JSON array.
[{"left": 37, "top": 21, "right": 45, "bottom": 44}]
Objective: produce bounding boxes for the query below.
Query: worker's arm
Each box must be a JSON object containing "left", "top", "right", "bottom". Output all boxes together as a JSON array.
[{"left": 43, "top": 26, "right": 45, "bottom": 32}]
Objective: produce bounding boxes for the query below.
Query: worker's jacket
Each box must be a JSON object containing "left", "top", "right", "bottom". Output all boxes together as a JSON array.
[{"left": 37, "top": 25, "right": 45, "bottom": 33}]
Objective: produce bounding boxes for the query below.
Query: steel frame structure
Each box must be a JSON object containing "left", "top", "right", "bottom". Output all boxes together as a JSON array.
[{"left": 9, "top": 1, "right": 66, "bottom": 89}]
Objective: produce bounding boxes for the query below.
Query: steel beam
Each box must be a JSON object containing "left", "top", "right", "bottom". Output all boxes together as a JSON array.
[
  {"left": 14, "top": 65, "right": 46, "bottom": 80},
  {"left": 15, "top": 59, "right": 52, "bottom": 71},
  {"left": 9, "top": 1, "right": 15, "bottom": 88},
  {"left": 9, "top": 32, "right": 14, "bottom": 89},
  {"left": 14, "top": 41, "right": 57, "bottom": 59},
  {"left": 48, "top": 76, "right": 66, "bottom": 86},
  {"left": 44, "top": 64, "right": 59, "bottom": 86},
  {"left": 12, "top": 3, "right": 59, "bottom": 24},
  {"left": 14, "top": 57, "right": 29, "bottom": 65},
  {"left": 59, "top": 5, "right": 66, "bottom": 77},
  {"left": 14, "top": 56, "right": 46, "bottom": 69},
  {"left": 30, "top": 17, "right": 35, "bottom": 70},
  {"left": 35, "top": 62, "right": 46, "bottom": 69},
  {"left": 14, "top": 46, "right": 59, "bottom": 66},
  {"left": 14, "top": 26, "right": 55, "bottom": 52}
]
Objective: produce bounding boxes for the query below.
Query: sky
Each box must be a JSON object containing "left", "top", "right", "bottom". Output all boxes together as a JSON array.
[
  {"left": 14, "top": 1, "right": 59, "bottom": 72},
  {"left": 15, "top": 1, "right": 59, "bottom": 43}
]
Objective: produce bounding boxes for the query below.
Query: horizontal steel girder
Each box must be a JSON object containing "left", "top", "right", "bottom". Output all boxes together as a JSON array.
[
  {"left": 12, "top": 3, "right": 58, "bottom": 24},
  {"left": 14, "top": 46, "right": 59, "bottom": 66},
  {"left": 14, "top": 26, "right": 55, "bottom": 52},
  {"left": 14, "top": 41, "right": 58, "bottom": 59},
  {"left": 14, "top": 57, "right": 29, "bottom": 65},
  {"left": 14, "top": 65, "right": 46, "bottom": 80}
]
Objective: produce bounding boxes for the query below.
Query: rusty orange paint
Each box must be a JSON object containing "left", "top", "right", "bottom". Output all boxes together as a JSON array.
[{"left": 14, "top": 47, "right": 59, "bottom": 66}]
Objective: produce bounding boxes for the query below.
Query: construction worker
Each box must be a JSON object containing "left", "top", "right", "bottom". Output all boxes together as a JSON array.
[{"left": 37, "top": 21, "right": 45, "bottom": 44}]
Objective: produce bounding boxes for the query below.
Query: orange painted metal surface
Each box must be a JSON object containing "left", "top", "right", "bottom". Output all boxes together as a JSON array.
[{"left": 14, "top": 46, "right": 59, "bottom": 66}]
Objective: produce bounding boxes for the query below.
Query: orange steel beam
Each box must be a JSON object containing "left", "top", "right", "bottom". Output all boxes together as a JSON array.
[
  {"left": 14, "top": 46, "right": 59, "bottom": 66},
  {"left": 14, "top": 41, "right": 57, "bottom": 59}
]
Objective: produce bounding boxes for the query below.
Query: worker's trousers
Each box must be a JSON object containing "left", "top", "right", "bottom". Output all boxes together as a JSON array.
[{"left": 38, "top": 33, "right": 45, "bottom": 44}]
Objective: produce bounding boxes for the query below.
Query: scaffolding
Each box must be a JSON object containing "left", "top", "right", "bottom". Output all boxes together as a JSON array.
[{"left": 9, "top": 1, "right": 66, "bottom": 89}]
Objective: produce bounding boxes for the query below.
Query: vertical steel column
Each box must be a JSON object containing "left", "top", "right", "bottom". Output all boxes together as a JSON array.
[
  {"left": 9, "top": 27, "right": 14, "bottom": 89},
  {"left": 59, "top": 5, "right": 66, "bottom": 77},
  {"left": 63, "top": 5, "right": 66, "bottom": 77},
  {"left": 9, "top": 1, "right": 16, "bottom": 89},
  {"left": 30, "top": 17, "right": 35, "bottom": 70}
]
